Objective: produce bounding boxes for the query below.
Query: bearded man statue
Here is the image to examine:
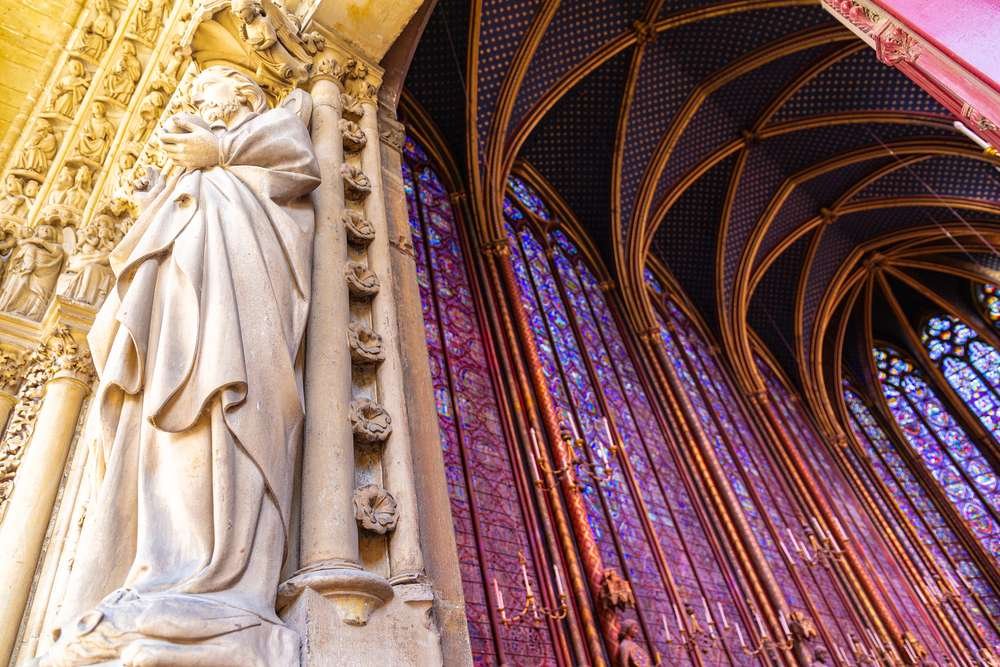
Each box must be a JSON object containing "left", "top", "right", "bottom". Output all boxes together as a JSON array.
[{"left": 32, "top": 65, "right": 320, "bottom": 667}]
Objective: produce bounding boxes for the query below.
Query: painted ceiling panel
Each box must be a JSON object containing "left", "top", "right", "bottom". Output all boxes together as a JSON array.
[{"left": 851, "top": 155, "right": 1000, "bottom": 203}]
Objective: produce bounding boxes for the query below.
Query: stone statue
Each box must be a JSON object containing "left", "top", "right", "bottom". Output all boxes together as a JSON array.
[
  {"left": 47, "top": 60, "right": 91, "bottom": 117},
  {"left": 15, "top": 120, "right": 58, "bottom": 176},
  {"left": 66, "top": 166, "right": 93, "bottom": 211},
  {"left": 614, "top": 619, "right": 651, "bottom": 667},
  {"left": 71, "top": 0, "right": 116, "bottom": 60},
  {"left": 0, "top": 224, "right": 65, "bottom": 320},
  {"left": 47, "top": 168, "right": 76, "bottom": 207},
  {"left": 34, "top": 65, "right": 320, "bottom": 667},
  {"left": 130, "top": 88, "right": 169, "bottom": 142},
  {"left": 77, "top": 103, "right": 116, "bottom": 163},
  {"left": 57, "top": 212, "right": 120, "bottom": 306},
  {"left": 102, "top": 41, "right": 141, "bottom": 105},
  {"left": 130, "top": 0, "right": 163, "bottom": 43},
  {"left": 0, "top": 176, "right": 32, "bottom": 218},
  {"left": 230, "top": 0, "right": 319, "bottom": 83}
]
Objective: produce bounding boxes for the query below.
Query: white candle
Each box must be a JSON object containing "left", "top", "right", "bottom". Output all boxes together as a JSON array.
[
  {"left": 702, "top": 597, "right": 712, "bottom": 625},
  {"left": 493, "top": 578, "right": 505, "bottom": 610},
  {"left": 736, "top": 624, "right": 746, "bottom": 647},
  {"left": 661, "top": 614, "right": 673, "bottom": 642},
  {"left": 954, "top": 121, "right": 992, "bottom": 151},
  {"left": 779, "top": 538, "right": 794, "bottom": 562},
  {"left": 717, "top": 602, "right": 729, "bottom": 629},
  {"left": 753, "top": 606, "right": 765, "bottom": 636},
  {"left": 553, "top": 564, "right": 565, "bottom": 597},
  {"left": 530, "top": 427, "right": 541, "bottom": 458},
  {"left": 673, "top": 602, "right": 684, "bottom": 631},
  {"left": 786, "top": 528, "right": 800, "bottom": 551},
  {"left": 778, "top": 611, "right": 791, "bottom": 639},
  {"left": 602, "top": 416, "right": 613, "bottom": 444},
  {"left": 568, "top": 415, "right": 581, "bottom": 441}
]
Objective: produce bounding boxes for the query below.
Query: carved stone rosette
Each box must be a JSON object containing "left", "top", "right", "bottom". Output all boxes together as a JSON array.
[
  {"left": 345, "top": 261, "right": 380, "bottom": 300},
  {"left": 352, "top": 484, "right": 398, "bottom": 535},
  {"left": 350, "top": 398, "right": 392, "bottom": 445},
  {"left": 347, "top": 321, "right": 384, "bottom": 366}
]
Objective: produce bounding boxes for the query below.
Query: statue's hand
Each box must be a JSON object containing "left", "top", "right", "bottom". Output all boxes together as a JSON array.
[{"left": 160, "top": 118, "right": 220, "bottom": 170}]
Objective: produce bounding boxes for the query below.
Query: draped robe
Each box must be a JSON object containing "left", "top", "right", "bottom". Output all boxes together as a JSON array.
[{"left": 61, "top": 104, "right": 320, "bottom": 632}]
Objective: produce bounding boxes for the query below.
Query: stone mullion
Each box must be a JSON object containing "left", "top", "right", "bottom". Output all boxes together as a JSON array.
[{"left": 644, "top": 320, "right": 794, "bottom": 667}]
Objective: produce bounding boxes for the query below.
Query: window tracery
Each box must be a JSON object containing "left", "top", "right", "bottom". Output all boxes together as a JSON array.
[
  {"left": 403, "top": 136, "right": 560, "bottom": 664},
  {"left": 872, "top": 346, "right": 1000, "bottom": 559}
]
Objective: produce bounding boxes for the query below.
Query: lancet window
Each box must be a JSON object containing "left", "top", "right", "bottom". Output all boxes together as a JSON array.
[
  {"left": 978, "top": 284, "right": 1000, "bottom": 326},
  {"left": 402, "top": 136, "right": 561, "bottom": 664},
  {"left": 872, "top": 346, "right": 1000, "bottom": 560},
  {"left": 843, "top": 387, "right": 1000, "bottom": 648},
  {"left": 505, "top": 176, "right": 756, "bottom": 664},
  {"left": 649, "top": 278, "right": 869, "bottom": 657}
]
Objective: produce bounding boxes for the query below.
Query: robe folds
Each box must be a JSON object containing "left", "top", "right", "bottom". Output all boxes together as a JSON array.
[{"left": 62, "top": 105, "right": 321, "bottom": 626}]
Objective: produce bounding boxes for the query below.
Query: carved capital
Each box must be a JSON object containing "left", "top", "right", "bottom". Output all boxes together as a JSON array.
[
  {"left": 342, "top": 58, "right": 379, "bottom": 104},
  {"left": 353, "top": 484, "right": 398, "bottom": 534},
  {"left": 43, "top": 325, "right": 94, "bottom": 385},
  {"left": 310, "top": 49, "right": 345, "bottom": 84},
  {"left": 0, "top": 347, "right": 28, "bottom": 395}
]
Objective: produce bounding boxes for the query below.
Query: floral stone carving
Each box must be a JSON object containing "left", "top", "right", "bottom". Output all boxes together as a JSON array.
[
  {"left": 341, "top": 164, "right": 371, "bottom": 202},
  {"left": 347, "top": 321, "right": 384, "bottom": 366},
  {"left": 345, "top": 262, "right": 380, "bottom": 300},
  {"left": 350, "top": 398, "right": 392, "bottom": 445},
  {"left": 343, "top": 209, "right": 375, "bottom": 246},
  {"left": 339, "top": 118, "right": 366, "bottom": 153},
  {"left": 352, "top": 484, "right": 398, "bottom": 534}
]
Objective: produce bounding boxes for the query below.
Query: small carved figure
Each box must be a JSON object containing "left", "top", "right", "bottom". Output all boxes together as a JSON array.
[
  {"left": 343, "top": 209, "right": 374, "bottom": 246},
  {"left": 47, "top": 59, "right": 91, "bottom": 117},
  {"left": 229, "top": 0, "right": 318, "bottom": 83},
  {"left": 341, "top": 92, "right": 363, "bottom": 120},
  {"left": 103, "top": 41, "right": 142, "bottom": 105},
  {"left": 47, "top": 167, "right": 76, "bottom": 207},
  {"left": 57, "top": 212, "right": 120, "bottom": 306},
  {"left": 70, "top": 0, "right": 116, "bottom": 60},
  {"left": 599, "top": 569, "right": 635, "bottom": 611},
  {"left": 614, "top": 619, "right": 651, "bottom": 667},
  {"left": 352, "top": 484, "right": 398, "bottom": 534},
  {"left": 130, "top": 89, "right": 169, "bottom": 142},
  {"left": 130, "top": 0, "right": 163, "bottom": 43},
  {"left": 66, "top": 165, "right": 94, "bottom": 211},
  {"left": 0, "top": 224, "right": 66, "bottom": 320},
  {"left": 0, "top": 176, "right": 31, "bottom": 218},
  {"left": 14, "top": 120, "right": 58, "bottom": 176},
  {"left": 77, "top": 102, "right": 116, "bottom": 163},
  {"left": 810, "top": 646, "right": 830, "bottom": 666},
  {"left": 347, "top": 321, "right": 384, "bottom": 365}
]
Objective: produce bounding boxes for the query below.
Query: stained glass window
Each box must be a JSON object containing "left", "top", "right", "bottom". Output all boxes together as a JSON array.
[
  {"left": 506, "top": 181, "right": 756, "bottom": 665},
  {"left": 649, "top": 283, "right": 864, "bottom": 656},
  {"left": 978, "top": 284, "right": 1000, "bottom": 325},
  {"left": 507, "top": 174, "right": 550, "bottom": 220},
  {"left": 404, "top": 136, "right": 560, "bottom": 664},
  {"left": 843, "top": 386, "right": 1000, "bottom": 649},
  {"left": 923, "top": 314, "right": 1000, "bottom": 440},
  {"left": 873, "top": 346, "right": 1000, "bottom": 560}
]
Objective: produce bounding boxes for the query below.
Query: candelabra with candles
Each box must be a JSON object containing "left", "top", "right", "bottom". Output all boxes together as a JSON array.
[
  {"left": 780, "top": 516, "right": 844, "bottom": 569},
  {"left": 732, "top": 600, "right": 795, "bottom": 658},
  {"left": 657, "top": 598, "right": 734, "bottom": 658},
  {"left": 492, "top": 551, "right": 568, "bottom": 628},
  {"left": 527, "top": 417, "right": 620, "bottom": 491}
]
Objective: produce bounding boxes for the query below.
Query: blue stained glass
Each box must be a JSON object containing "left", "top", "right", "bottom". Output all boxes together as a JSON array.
[
  {"left": 978, "top": 283, "right": 1000, "bottom": 325},
  {"left": 507, "top": 175, "right": 551, "bottom": 220},
  {"left": 873, "top": 347, "right": 1000, "bottom": 560}
]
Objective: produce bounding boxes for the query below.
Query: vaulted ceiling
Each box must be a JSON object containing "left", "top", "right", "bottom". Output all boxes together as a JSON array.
[{"left": 402, "top": 0, "right": 1000, "bottom": 416}]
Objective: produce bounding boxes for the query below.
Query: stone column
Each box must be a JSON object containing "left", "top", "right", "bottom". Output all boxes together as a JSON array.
[
  {"left": 279, "top": 51, "right": 392, "bottom": 627},
  {"left": 359, "top": 98, "right": 423, "bottom": 583},
  {"left": 0, "top": 328, "right": 91, "bottom": 666}
]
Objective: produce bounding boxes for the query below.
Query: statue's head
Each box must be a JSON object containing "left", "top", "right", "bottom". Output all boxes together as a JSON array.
[
  {"left": 75, "top": 166, "right": 92, "bottom": 187},
  {"left": 24, "top": 180, "right": 39, "bottom": 197},
  {"left": 191, "top": 66, "right": 267, "bottom": 128},
  {"left": 618, "top": 619, "right": 640, "bottom": 641},
  {"left": 4, "top": 174, "right": 21, "bottom": 194}
]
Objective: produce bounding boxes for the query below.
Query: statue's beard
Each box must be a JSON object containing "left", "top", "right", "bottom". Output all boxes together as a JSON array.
[{"left": 199, "top": 98, "right": 244, "bottom": 128}]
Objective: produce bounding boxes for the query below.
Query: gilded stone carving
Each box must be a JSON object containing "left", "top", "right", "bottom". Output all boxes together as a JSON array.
[
  {"left": 350, "top": 398, "right": 392, "bottom": 444},
  {"left": 339, "top": 118, "right": 366, "bottom": 152},
  {"left": 343, "top": 59, "right": 376, "bottom": 103},
  {"left": 32, "top": 66, "right": 320, "bottom": 667},
  {"left": 343, "top": 209, "right": 374, "bottom": 246},
  {"left": 0, "top": 176, "right": 36, "bottom": 219},
  {"left": 46, "top": 60, "right": 91, "bottom": 118},
  {"left": 341, "top": 92, "right": 363, "bottom": 121},
  {"left": 345, "top": 261, "right": 379, "bottom": 300},
  {"left": 70, "top": 0, "right": 117, "bottom": 61},
  {"left": 0, "top": 347, "right": 53, "bottom": 513},
  {"left": 13, "top": 120, "right": 59, "bottom": 178},
  {"left": 57, "top": 212, "right": 122, "bottom": 306},
  {"left": 230, "top": 0, "right": 323, "bottom": 85},
  {"left": 347, "top": 320, "right": 384, "bottom": 365},
  {"left": 341, "top": 164, "right": 371, "bottom": 201},
  {"left": 0, "top": 347, "right": 27, "bottom": 396},
  {"left": 129, "top": 0, "right": 164, "bottom": 44},
  {"left": 101, "top": 41, "right": 142, "bottom": 106},
  {"left": 0, "top": 224, "right": 66, "bottom": 320},
  {"left": 76, "top": 103, "right": 116, "bottom": 165},
  {"left": 353, "top": 484, "right": 398, "bottom": 534}
]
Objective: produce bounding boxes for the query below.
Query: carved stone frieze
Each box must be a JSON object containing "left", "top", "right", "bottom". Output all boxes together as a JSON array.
[
  {"left": 343, "top": 58, "right": 376, "bottom": 103},
  {"left": 598, "top": 568, "right": 635, "bottom": 612},
  {"left": 101, "top": 41, "right": 143, "bottom": 106},
  {"left": 0, "top": 223, "right": 66, "bottom": 320},
  {"left": 0, "top": 347, "right": 28, "bottom": 396},
  {"left": 129, "top": 0, "right": 165, "bottom": 44},
  {"left": 339, "top": 118, "right": 366, "bottom": 153},
  {"left": 343, "top": 210, "right": 375, "bottom": 246},
  {"left": 350, "top": 398, "right": 392, "bottom": 445},
  {"left": 347, "top": 320, "right": 384, "bottom": 366},
  {"left": 345, "top": 261, "right": 380, "bottom": 300},
  {"left": 0, "top": 175, "right": 39, "bottom": 220},
  {"left": 352, "top": 484, "right": 398, "bottom": 534},
  {"left": 13, "top": 119, "right": 59, "bottom": 180},
  {"left": 69, "top": 0, "right": 117, "bottom": 62},
  {"left": 76, "top": 102, "right": 116, "bottom": 165},
  {"left": 57, "top": 207, "right": 123, "bottom": 307},
  {"left": 341, "top": 164, "right": 371, "bottom": 201}
]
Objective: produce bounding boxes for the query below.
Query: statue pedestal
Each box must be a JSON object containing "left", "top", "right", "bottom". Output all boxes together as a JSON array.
[{"left": 281, "top": 585, "right": 442, "bottom": 666}]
